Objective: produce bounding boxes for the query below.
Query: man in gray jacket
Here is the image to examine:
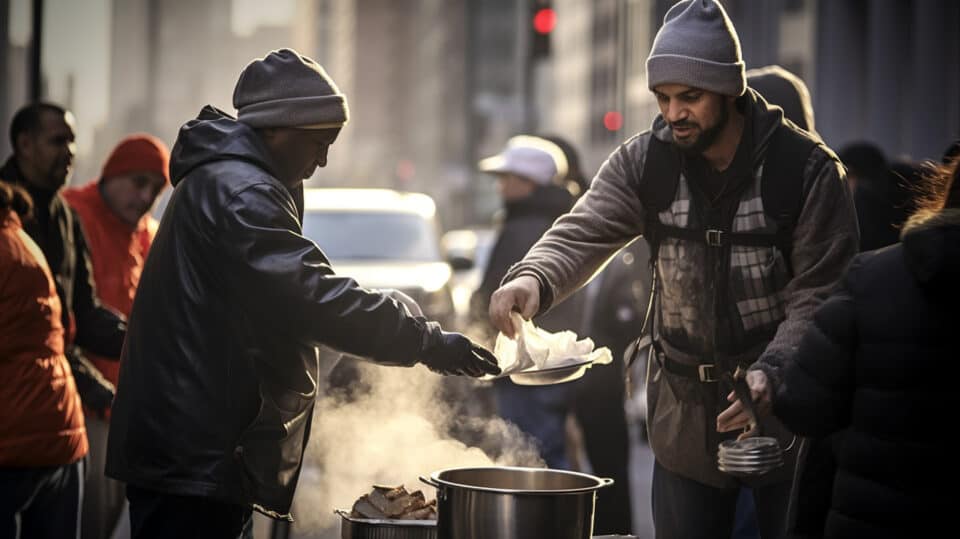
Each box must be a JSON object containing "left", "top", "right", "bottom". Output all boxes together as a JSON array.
[{"left": 488, "top": 1, "right": 858, "bottom": 538}]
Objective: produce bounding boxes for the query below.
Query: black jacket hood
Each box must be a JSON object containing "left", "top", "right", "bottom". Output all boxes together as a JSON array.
[{"left": 169, "top": 105, "right": 280, "bottom": 187}]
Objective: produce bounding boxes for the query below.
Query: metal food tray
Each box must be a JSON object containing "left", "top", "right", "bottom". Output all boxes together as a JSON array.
[{"left": 336, "top": 510, "right": 437, "bottom": 539}]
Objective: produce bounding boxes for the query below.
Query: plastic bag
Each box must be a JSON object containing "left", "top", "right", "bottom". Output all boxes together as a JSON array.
[{"left": 489, "top": 312, "right": 612, "bottom": 377}]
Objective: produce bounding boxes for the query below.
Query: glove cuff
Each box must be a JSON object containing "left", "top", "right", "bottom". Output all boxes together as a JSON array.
[{"left": 418, "top": 318, "right": 444, "bottom": 354}]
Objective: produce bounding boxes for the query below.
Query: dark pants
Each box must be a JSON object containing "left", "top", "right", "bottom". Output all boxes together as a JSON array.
[
  {"left": 0, "top": 459, "right": 85, "bottom": 539},
  {"left": 493, "top": 378, "right": 573, "bottom": 468},
  {"left": 652, "top": 460, "right": 791, "bottom": 539},
  {"left": 126, "top": 485, "right": 252, "bottom": 539}
]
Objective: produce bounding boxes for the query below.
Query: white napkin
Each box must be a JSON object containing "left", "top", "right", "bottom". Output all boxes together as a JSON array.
[{"left": 486, "top": 312, "right": 612, "bottom": 378}]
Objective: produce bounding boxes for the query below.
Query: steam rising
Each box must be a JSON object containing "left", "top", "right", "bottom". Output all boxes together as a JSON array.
[{"left": 290, "top": 359, "right": 544, "bottom": 535}]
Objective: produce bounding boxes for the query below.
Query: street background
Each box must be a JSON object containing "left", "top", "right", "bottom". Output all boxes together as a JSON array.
[{"left": 2, "top": 1, "right": 957, "bottom": 538}]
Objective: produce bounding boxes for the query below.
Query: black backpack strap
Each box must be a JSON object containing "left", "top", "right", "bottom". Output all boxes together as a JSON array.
[
  {"left": 760, "top": 123, "right": 820, "bottom": 274},
  {"left": 625, "top": 134, "right": 678, "bottom": 386},
  {"left": 637, "top": 125, "right": 818, "bottom": 272},
  {"left": 637, "top": 135, "right": 682, "bottom": 264}
]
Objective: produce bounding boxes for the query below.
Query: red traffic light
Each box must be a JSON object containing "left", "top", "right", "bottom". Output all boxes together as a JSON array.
[
  {"left": 603, "top": 111, "right": 623, "bottom": 131},
  {"left": 533, "top": 8, "right": 557, "bottom": 35}
]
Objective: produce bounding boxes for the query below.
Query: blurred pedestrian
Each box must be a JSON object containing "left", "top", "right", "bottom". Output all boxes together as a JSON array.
[
  {"left": 541, "top": 133, "right": 637, "bottom": 535},
  {"left": 838, "top": 141, "right": 886, "bottom": 195},
  {"left": 0, "top": 180, "right": 88, "bottom": 538},
  {"left": 745, "top": 65, "right": 817, "bottom": 136},
  {"left": 104, "top": 49, "right": 499, "bottom": 538},
  {"left": 1, "top": 102, "right": 126, "bottom": 423},
  {"left": 732, "top": 156, "right": 958, "bottom": 538},
  {"left": 838, "top": 142, "right": 897, "bottom": 251},
  {"left": 541, "top": 134, "right": 590, "bottom": 197},
  {"left": 488, "top": 1, "right": 859, "bottom": 537},
  {"left": 62, "top": 133, "right": 170, "bottom": 539},
  {"left": 470, "top": 134, "right": 583, "bottom": 470}
]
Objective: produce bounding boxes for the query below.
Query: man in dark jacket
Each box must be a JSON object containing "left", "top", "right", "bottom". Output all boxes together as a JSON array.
[
  {"left": 1, "top": 102, "right": 125, "bottom": 418},
  {"left": 488, "top": 2, "right": 858, "bottom": 537},
  {"left": 105, "top": 49, "right": 499, "bottom": 537}
]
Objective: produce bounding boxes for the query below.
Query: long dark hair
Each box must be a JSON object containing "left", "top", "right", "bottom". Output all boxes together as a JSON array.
[
  {"left": 0, "top": 179, "right": 34, "bottom": 219},
  {"left": 909, "top": 157, "right": 960, "bottom": 224}
]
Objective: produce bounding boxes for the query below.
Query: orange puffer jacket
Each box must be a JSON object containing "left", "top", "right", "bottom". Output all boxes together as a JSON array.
[{"left": 0, "top": 210, "right": 88, "bottom": 467}]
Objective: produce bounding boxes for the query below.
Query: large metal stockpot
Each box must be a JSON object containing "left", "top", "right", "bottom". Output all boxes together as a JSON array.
[{"left": 420, "top": 466, "right": 614, "bottom": 539}]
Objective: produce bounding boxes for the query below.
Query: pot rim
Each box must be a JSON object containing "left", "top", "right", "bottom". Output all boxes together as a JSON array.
[{"left": 422, "top": 466, "right": 615, "bottom": 495}]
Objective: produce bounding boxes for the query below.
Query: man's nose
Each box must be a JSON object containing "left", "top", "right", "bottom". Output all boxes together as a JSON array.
[
  {"left": 665, "top": 100, "right": 687, "bottom": 123},
  {"left": 316, "top": 147, "right": 329, "bottom": 168}
]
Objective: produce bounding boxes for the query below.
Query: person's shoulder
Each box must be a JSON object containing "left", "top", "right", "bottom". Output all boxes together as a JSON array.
[
  {"left": 203, "top": 158, "right": 276, "bottom": 186},
  {"left": 844, "top": 243, "right": 905, "bottom": 291},
  {"left": 0, "top": 218, "right": 32, "bottom": 266},
  {"left": 599, "top": 130, "right": 654, "bottom": 179},
  {"left": 185, "top": 158, "right": 285, "bottom": 204},
  {"left": 620, "top": 130, "right": 653, "bottom": 158},
  {"left": 808, "top": 142, "right": 841, "bottom": 169}
]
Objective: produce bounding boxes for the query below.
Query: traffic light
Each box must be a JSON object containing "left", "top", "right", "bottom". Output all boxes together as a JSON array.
[{"left": 530, "top": 1, "right": 555, "bottom": 59}]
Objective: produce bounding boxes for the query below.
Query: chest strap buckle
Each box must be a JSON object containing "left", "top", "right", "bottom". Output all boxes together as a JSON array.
[{"left": 705, "top": 229, "right": 724, "bottom": 247}]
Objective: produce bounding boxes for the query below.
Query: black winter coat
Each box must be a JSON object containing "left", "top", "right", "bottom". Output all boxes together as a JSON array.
[
  {"left": 772, "top": 209, "right": 957, "bottom": 538},
  {"left": 106, "top": 107, "right": 445, "bottom": 518}
]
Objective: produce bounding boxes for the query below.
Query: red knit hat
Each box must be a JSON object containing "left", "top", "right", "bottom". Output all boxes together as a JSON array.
[{"left": 101, "top": 133, "right": 171, "bottom": 185}]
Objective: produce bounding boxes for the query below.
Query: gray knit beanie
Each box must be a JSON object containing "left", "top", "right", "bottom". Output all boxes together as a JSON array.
[
  {"left": 646, "top": 0, "right": 746, "bottom": 97},
  {"left": 233, "top": 48, "right": 349, "bottom": 129}
]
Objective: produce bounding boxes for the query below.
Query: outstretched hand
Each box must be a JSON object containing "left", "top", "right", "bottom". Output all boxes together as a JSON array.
[{"left": 420, "top": 331, "right": 501, "bottom": 377}]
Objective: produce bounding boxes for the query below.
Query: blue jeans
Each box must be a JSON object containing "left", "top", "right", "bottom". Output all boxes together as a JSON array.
[
  {"left": 652, "top": 460, "right": 790, "bottom": 539},
  {"left": 733, "top": 487, "right": 761, "bottom": 539},
  {"left": 494, "top": 378, "right": 574, "bottom": 468},
  {"left": 0, "top": 459, "right": 85, "bottom": 539}
]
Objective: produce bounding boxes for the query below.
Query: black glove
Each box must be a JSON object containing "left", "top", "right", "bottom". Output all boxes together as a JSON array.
[
  {"left": 420, "top": 331, "right": 501, "bottom": 377},
  {"left": 65, "top": 348, "right": 116, "bottom": 418}
]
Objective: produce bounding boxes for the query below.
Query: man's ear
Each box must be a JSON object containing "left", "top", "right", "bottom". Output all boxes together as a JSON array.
[{"left": 14, "top": 131, "right": 34, "bottom": 156}]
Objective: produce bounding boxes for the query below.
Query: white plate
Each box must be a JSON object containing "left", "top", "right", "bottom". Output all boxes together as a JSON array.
[{"left": 508, "top": 358, "right": 595, "bottom": 386}]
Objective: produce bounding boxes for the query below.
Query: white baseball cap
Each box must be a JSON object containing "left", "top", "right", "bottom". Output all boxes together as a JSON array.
[{"left": 478, "top": 135, "right": 568, "bottom": 186}]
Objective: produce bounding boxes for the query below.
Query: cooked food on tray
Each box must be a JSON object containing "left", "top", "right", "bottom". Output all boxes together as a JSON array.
[{"left": 350, "top": 484, "right": 437, "bottom": 520}]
